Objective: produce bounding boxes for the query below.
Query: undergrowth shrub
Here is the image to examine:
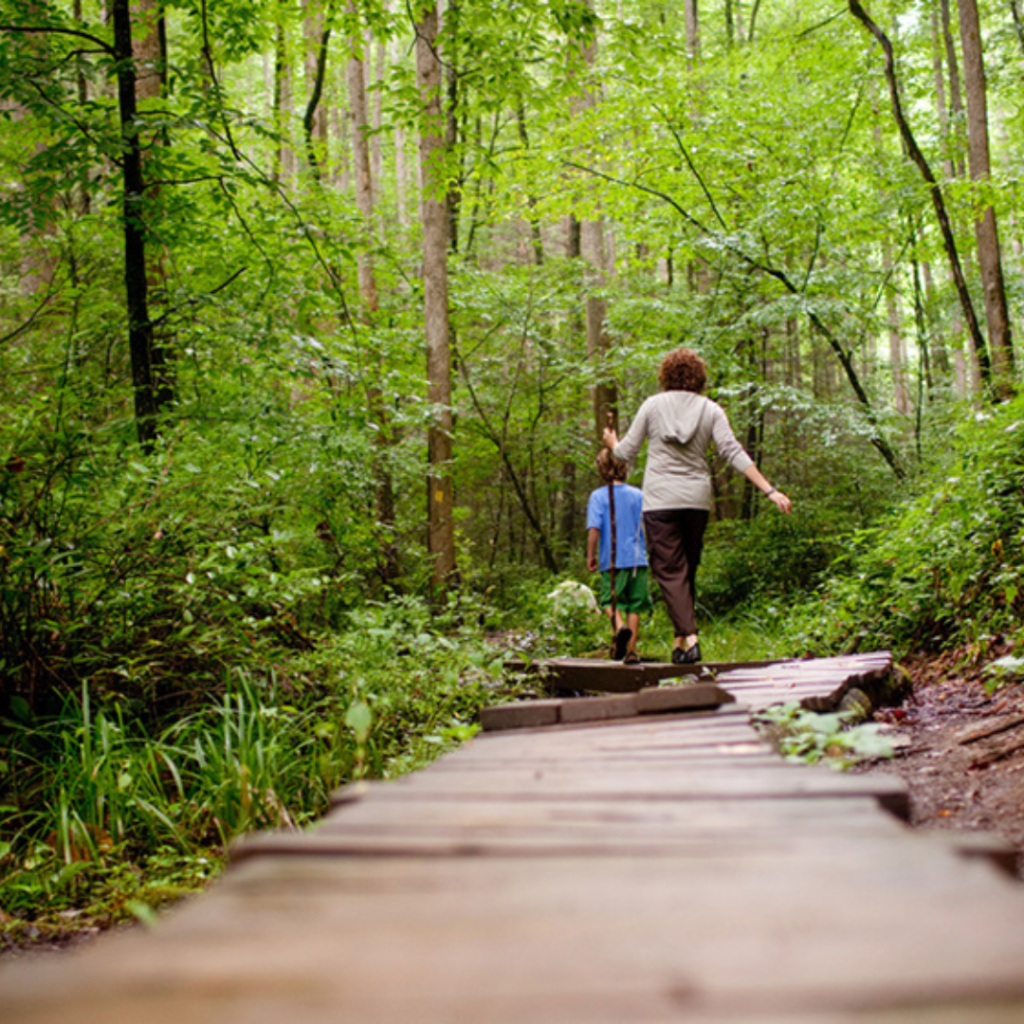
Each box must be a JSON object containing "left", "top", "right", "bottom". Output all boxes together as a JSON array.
[
  {"left": 697, "top": 510, "right": 836, "bottom": 616},
  {"left": 0, "top": 407, "right": 429, "bottom": 714},
  {"left": 785, "top": 397, "right": 1024, "bottom": 658},
  {"left": 0, "top": 596, "right": 520, "bottom": 930}
]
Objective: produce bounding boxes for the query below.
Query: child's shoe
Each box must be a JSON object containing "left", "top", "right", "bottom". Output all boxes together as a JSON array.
[{"left": 612, "top": 627, "right": 632, "bottom": 660}]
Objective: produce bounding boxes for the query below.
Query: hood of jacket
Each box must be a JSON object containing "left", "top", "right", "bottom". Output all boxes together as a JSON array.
[{"left": 660, "top": 391, "right": 708, "bottom": 448}]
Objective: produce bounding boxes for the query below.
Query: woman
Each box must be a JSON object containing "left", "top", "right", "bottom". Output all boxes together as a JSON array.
[{"left": 604, "top": 348, "right": 792, "bottom": 664}]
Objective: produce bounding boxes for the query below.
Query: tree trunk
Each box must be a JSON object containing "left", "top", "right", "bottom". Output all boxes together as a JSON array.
[
  {"left": 112, "top": 0, "right": 161, "bottom": 450},
  {"left": 416, "top": 1, "right": 457, "bottom": 592},
  {"left": 515, "top": 101, "right": 544, "bottom": 265},
  {"left": 909, "top": 241, "right": 933, "bottom": 407},
  {"left": 444, "top": 0, "right": 461, "bottom": 253},
  {"left": 920, "top": 258, "right": 951, "bottom": 379},
  {"left": 933, "top": 0, "right": 975, "bottom": 395},
  {"left": 370, "top": 30, "right": 385, "bottom": 188},
  {"left": 931, "top": 4, "right": 952, "bottom": 179},
  {"left": 562, "top": 209, "right": 583, "bottom": 559},
  {"left": 684, "top": 0, "right": 700, "bottom": 63},
  {"left": 303, "top": 0, "right": 331, "bottom": 181},
  {"left": 582, "top": 218, "right": 616, "bottom": 440},
  {"left": 272, "top": 8, "right": 294, "bottom": 182},
  {"left": 747, "top": 0, "right": 762, "bottom": 42},
  {"left": 132, "top": 0, "right": 163, "bottom": 105},
  {"left": 132, "top": 0, "right": 173, "bottom": 413},
  {"left": 939, "top": 0, "right": 966, "bottom": 179},
  {"left": 347, "top": 4, "right": 398, "bottom": 584},
  {"left": 881, "top": 239, "right": 909, "bottom": 415},
  {"left": 785, "top": 317, "right": 801, "bottom": 388},
  {"left": 958, "top": 0, "right": 1015, "bottom": 398},
  {"left": 347, "top": 32, "right": 375, "bottom": 311},
  {"left": 1010, "top": 0, "right": 1024, "bottom": 59},
  {"left": 683, "top": 1, "right": 710, "bottom": 292},
  {"left": 572, "top": 0, "right": 616, "bottom": 440}
]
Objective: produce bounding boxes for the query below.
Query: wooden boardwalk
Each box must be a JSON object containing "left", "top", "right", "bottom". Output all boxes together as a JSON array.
[{"left": 3, "top": 652, "right": 1024, "bottom": 1022}]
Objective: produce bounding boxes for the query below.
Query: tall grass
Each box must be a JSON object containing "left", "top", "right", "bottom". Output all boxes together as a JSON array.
[{"left": 0, "top": 603, "right": 518, "bottom": 934}]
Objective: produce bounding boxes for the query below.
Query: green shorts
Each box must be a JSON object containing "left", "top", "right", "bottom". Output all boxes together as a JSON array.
[{"left": 598, "top": 567, "right": 652, "bottom": 614}]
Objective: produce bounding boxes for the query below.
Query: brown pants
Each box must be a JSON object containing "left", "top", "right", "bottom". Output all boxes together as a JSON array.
[{"left": 643, "top": 508, "right": 710, "bottom": 638}]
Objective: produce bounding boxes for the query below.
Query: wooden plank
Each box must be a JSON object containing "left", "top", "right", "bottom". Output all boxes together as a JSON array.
[
  {"left": 345, "top": 763, "right": 910, "bottom": 819},
  {"left": 497, "top": 652, "right": 894, "bottom": 710},
  {"left": 479, "top": 699, "right": 561, "bottom": 732},
  {"left": 8, "top": 847, "right": 1024, "bottom": 1024},
  {"left": 635, "top": 683, "right": 735, "bottom": 713},
  {"left": 22, "top": 649, "right": 1024, "bottom": 1024},
  {"left": 229, "top": 829, "right": 916, "bottom": 861},
  {"left": 558, "top": 693, "right": 638, "bottom": 724},
  {"left": 479, "top": 684, "right": 736, "bottom": 733},
  {"left": 311, "top": 795, "right": 903, "bottom": 837}
]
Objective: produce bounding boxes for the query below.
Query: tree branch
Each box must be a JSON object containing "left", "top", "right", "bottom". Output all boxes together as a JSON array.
[
  {"left": 455, "top": 345, "right": 560, "bottom": 572},
  {"left": 565, "top": 159, "right": 905, "bottom": 478},
  {"left": 0, "top": 24, "right": 114, "bottom": 54}
]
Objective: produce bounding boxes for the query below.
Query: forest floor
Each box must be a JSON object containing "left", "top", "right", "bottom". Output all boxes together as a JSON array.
[{"left": 859, "top": 650, "right": 1024, "bottom": 876}]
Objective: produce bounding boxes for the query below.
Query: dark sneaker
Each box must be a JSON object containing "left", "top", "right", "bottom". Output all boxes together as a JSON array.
[
  {"left": 613, "top": 627, "right": 632, "bottom": 660},
  {"left": 672, "top": 643, "right": 701, "bottom": 665}
]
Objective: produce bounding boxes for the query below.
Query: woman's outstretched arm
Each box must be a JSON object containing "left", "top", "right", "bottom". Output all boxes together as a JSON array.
[{"left": 743, "top": 463, "right": 793, "bottom": 514}]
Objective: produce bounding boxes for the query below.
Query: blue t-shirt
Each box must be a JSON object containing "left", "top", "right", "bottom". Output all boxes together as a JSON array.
[{"left": 586, "top": 483, "right": 648, "bottom": 572}]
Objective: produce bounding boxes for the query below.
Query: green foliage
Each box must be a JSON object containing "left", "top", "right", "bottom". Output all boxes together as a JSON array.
[
  {"left": 785, "top": 397, "right": 1024, "bottom": 658},
  {"left": 0, "top": 596, "right": 518, "bottom": 929},
  {"left": 754, "top": 702, "right": 897, "bottom": 769},
  {"left": 697, "top": 511, "right": 837, "bottom": 617},
  {"left": 982, "top": 655, "right": 1024, "bottom": 696}
]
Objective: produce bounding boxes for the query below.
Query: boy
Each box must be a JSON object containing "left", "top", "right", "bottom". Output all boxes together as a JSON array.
[{"left": 585, "top": 448, "right": 651, "bottom": 663}]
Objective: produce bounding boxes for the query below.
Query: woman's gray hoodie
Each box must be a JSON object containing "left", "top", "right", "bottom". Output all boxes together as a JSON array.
[{"left": 612, "top": 391, "right": 753, "bottom": 511}]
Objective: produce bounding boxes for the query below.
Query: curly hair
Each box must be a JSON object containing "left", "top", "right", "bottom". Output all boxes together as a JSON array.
[
  {"left": 658, "top": 348, "right": 707, "bottom": 393},
  {"left": 596, "top": 447, "right": 629, "bottom": 483}
]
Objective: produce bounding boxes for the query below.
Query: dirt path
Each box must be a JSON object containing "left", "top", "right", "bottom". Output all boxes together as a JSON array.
[{"left": 860, "top": 654, "right": 1024, "bottom": 874}]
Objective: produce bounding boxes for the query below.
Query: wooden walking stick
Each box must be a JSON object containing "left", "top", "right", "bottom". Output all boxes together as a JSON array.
[{"left": 606, "top": 412, "right": 618, "bottom": 658}]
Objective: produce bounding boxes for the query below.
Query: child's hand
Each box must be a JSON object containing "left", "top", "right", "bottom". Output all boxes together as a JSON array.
[{"left": 587, "top": 554, "right": 598, "bottom": 573}]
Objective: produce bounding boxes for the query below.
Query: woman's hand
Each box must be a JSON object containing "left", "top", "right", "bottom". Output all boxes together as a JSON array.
[
  {"left": 742, "top": 465, "right": 792, "bottom": 514},
  {"left": 603, "top": 427, "right": 618, "bottom": 449}
]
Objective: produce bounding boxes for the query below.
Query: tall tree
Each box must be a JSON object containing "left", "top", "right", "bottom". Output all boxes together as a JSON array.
[
  {"left": 935, "top": 0, "right": 974, "bottom": 393},
  {"left": 272, "top": 2, "right": 295, "bottom": 182},
  {"left": 684, "top": 0, "right": 700, "bottom": 65},
  {"left": 302, "top": 0, "right": 332, "bottom": 180},
  {"left": 939, "top": 0, "right": 966, "bottom": 180},
  {"left": 569, "top": 0, "right": 616, "bottom": 440},
  {"left": 957, "top": 0, "right": 1014, "bottom": 398},
  {"left": 347, "top": 2, "right": 399, "bottom": 583},
  {"left": 134, "top": 0, "right": 173, "bottom": 416},
  {"left": 112, "top": 0, "right": 165, "bottom": 449},
  {"left": 415, "top": 1, "right": 457, "bottom": 591}
]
